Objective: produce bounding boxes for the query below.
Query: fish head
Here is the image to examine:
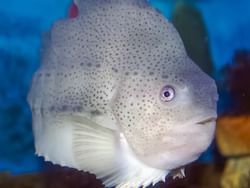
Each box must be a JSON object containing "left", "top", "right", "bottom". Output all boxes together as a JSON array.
[{"left": 112, "top": 55, "right": 218, "bottom": 170}]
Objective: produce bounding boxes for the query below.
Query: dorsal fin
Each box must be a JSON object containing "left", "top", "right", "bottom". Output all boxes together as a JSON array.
[{"left": 73, "top": 0, "right": 149, "bottom": 14}]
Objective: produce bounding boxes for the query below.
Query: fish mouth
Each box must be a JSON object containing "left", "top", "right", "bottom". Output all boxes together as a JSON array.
[{"left": 196, "top": 117, "right": 217, "bottom": 125}]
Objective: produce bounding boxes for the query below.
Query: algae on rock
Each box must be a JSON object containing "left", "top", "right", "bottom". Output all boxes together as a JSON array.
[
  {"left": 221, "top": 157, "right": 250, "bottom": 188},
  {"left": 216, "top": 116, "right": 250, "bottom": 156},
  {"left": 172, "top": 1, "right": 214, "bottom": 76}
]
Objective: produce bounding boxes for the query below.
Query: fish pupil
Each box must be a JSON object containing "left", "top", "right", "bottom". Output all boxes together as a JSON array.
[{"left": 164, "top": 91, "right": 170, "bottom": 97}]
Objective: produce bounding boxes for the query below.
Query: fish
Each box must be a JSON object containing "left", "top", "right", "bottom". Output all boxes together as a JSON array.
[{"left": 28, "top": 0, "right": 218, "bottom": 187}]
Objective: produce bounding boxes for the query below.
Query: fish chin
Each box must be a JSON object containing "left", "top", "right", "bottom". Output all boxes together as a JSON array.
[
  {"left": 136, "top": 118, "right": 216, "bottom": 170},
  {"left": 138, "top": 144, "right": 202, "bottom": 170}
]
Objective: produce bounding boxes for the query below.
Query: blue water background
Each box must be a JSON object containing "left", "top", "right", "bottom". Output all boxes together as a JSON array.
[{"left": 0, "top": 0, "right": 250, "bottom": 174}]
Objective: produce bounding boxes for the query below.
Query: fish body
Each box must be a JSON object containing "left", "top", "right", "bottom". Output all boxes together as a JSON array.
[{"left": 28, "top": 0, "right": 218, "bottom": 187}]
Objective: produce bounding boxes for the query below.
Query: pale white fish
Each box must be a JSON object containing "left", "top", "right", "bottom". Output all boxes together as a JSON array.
[{"left": 28, "top": 0, "right": 218, "bottom": 187}]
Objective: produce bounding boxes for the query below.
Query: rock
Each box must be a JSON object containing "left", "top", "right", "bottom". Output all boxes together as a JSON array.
[
  {"left": 221, "top": 157, "right": 250, "bottom": 188},
  {"left": 158, "top": 163, "right": 223, "bottom": 188},
  {"left": 0, "top": 172, "right": 45, "bottom": 188},
  {"left": 0, "top": 162, "right": 223, "bottom": 188},
  {"left": 44, "top": 165, "right": 104, "bottom": 188},
  {"left": 172, "top": 1, "right": 214, "bottom": 77},
  {"left": 216, "top": 115, "right": 250, "bottom": 157}
]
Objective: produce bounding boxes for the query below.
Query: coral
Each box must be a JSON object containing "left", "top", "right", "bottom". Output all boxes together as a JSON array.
[
  {"left": 221, "top": 157, "right": 250, "bottom": 188},
  {"left": 172, "top": 1, "right": 214, "bottom": 76},
  {"left": 216, "top": 116, "right": 250, "bottom": 157},
  {"left": 216, "top": 115, "right": 250, "bottom": 188}
]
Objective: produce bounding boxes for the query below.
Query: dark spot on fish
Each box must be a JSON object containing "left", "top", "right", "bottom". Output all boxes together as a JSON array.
[
  {"left": 90, "top": 110, "right": 102, "bottom": 116},
  {"left": 61, "top": 105, "right": 68, "bottom": 111},
  {"left": 40, "top": 108, "right": 44, "bottom": 117},
  {"left": 112, "top": 67, "right": 118, "bottom": 73},
  {"left": 49, "top": 106, "right": 55, "bottom": 112},
  {"left": 162, "top": 75, "right": 169, "bottom": 79},
  {"left": 73, "top": 106, "right": 83, "bottom": 112}
]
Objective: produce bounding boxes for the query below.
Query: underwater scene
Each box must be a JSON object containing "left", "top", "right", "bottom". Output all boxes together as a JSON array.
[{"left": 1, "top": 0, "right": 250, "bottom": 187}]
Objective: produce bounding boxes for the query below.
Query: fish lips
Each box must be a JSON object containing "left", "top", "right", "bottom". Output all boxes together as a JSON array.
[{"left": 196, "top": 117, "right": 217, "bottom": 125}]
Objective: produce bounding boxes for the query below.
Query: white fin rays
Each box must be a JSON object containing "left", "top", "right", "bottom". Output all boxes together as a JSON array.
[
  {"left": 32, "top": 109, "right": 168, "bottom": 187},
  {"left": 61, "top": 114, "right": 169, "bottom": 188},
  {"left": 65, "top": 114, "right": 125, "bottom": 187}
]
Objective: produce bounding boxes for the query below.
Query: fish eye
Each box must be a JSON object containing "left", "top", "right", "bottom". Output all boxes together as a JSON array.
[{"left": 160, "top": 85, "right": 175, "bottom": 102}]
